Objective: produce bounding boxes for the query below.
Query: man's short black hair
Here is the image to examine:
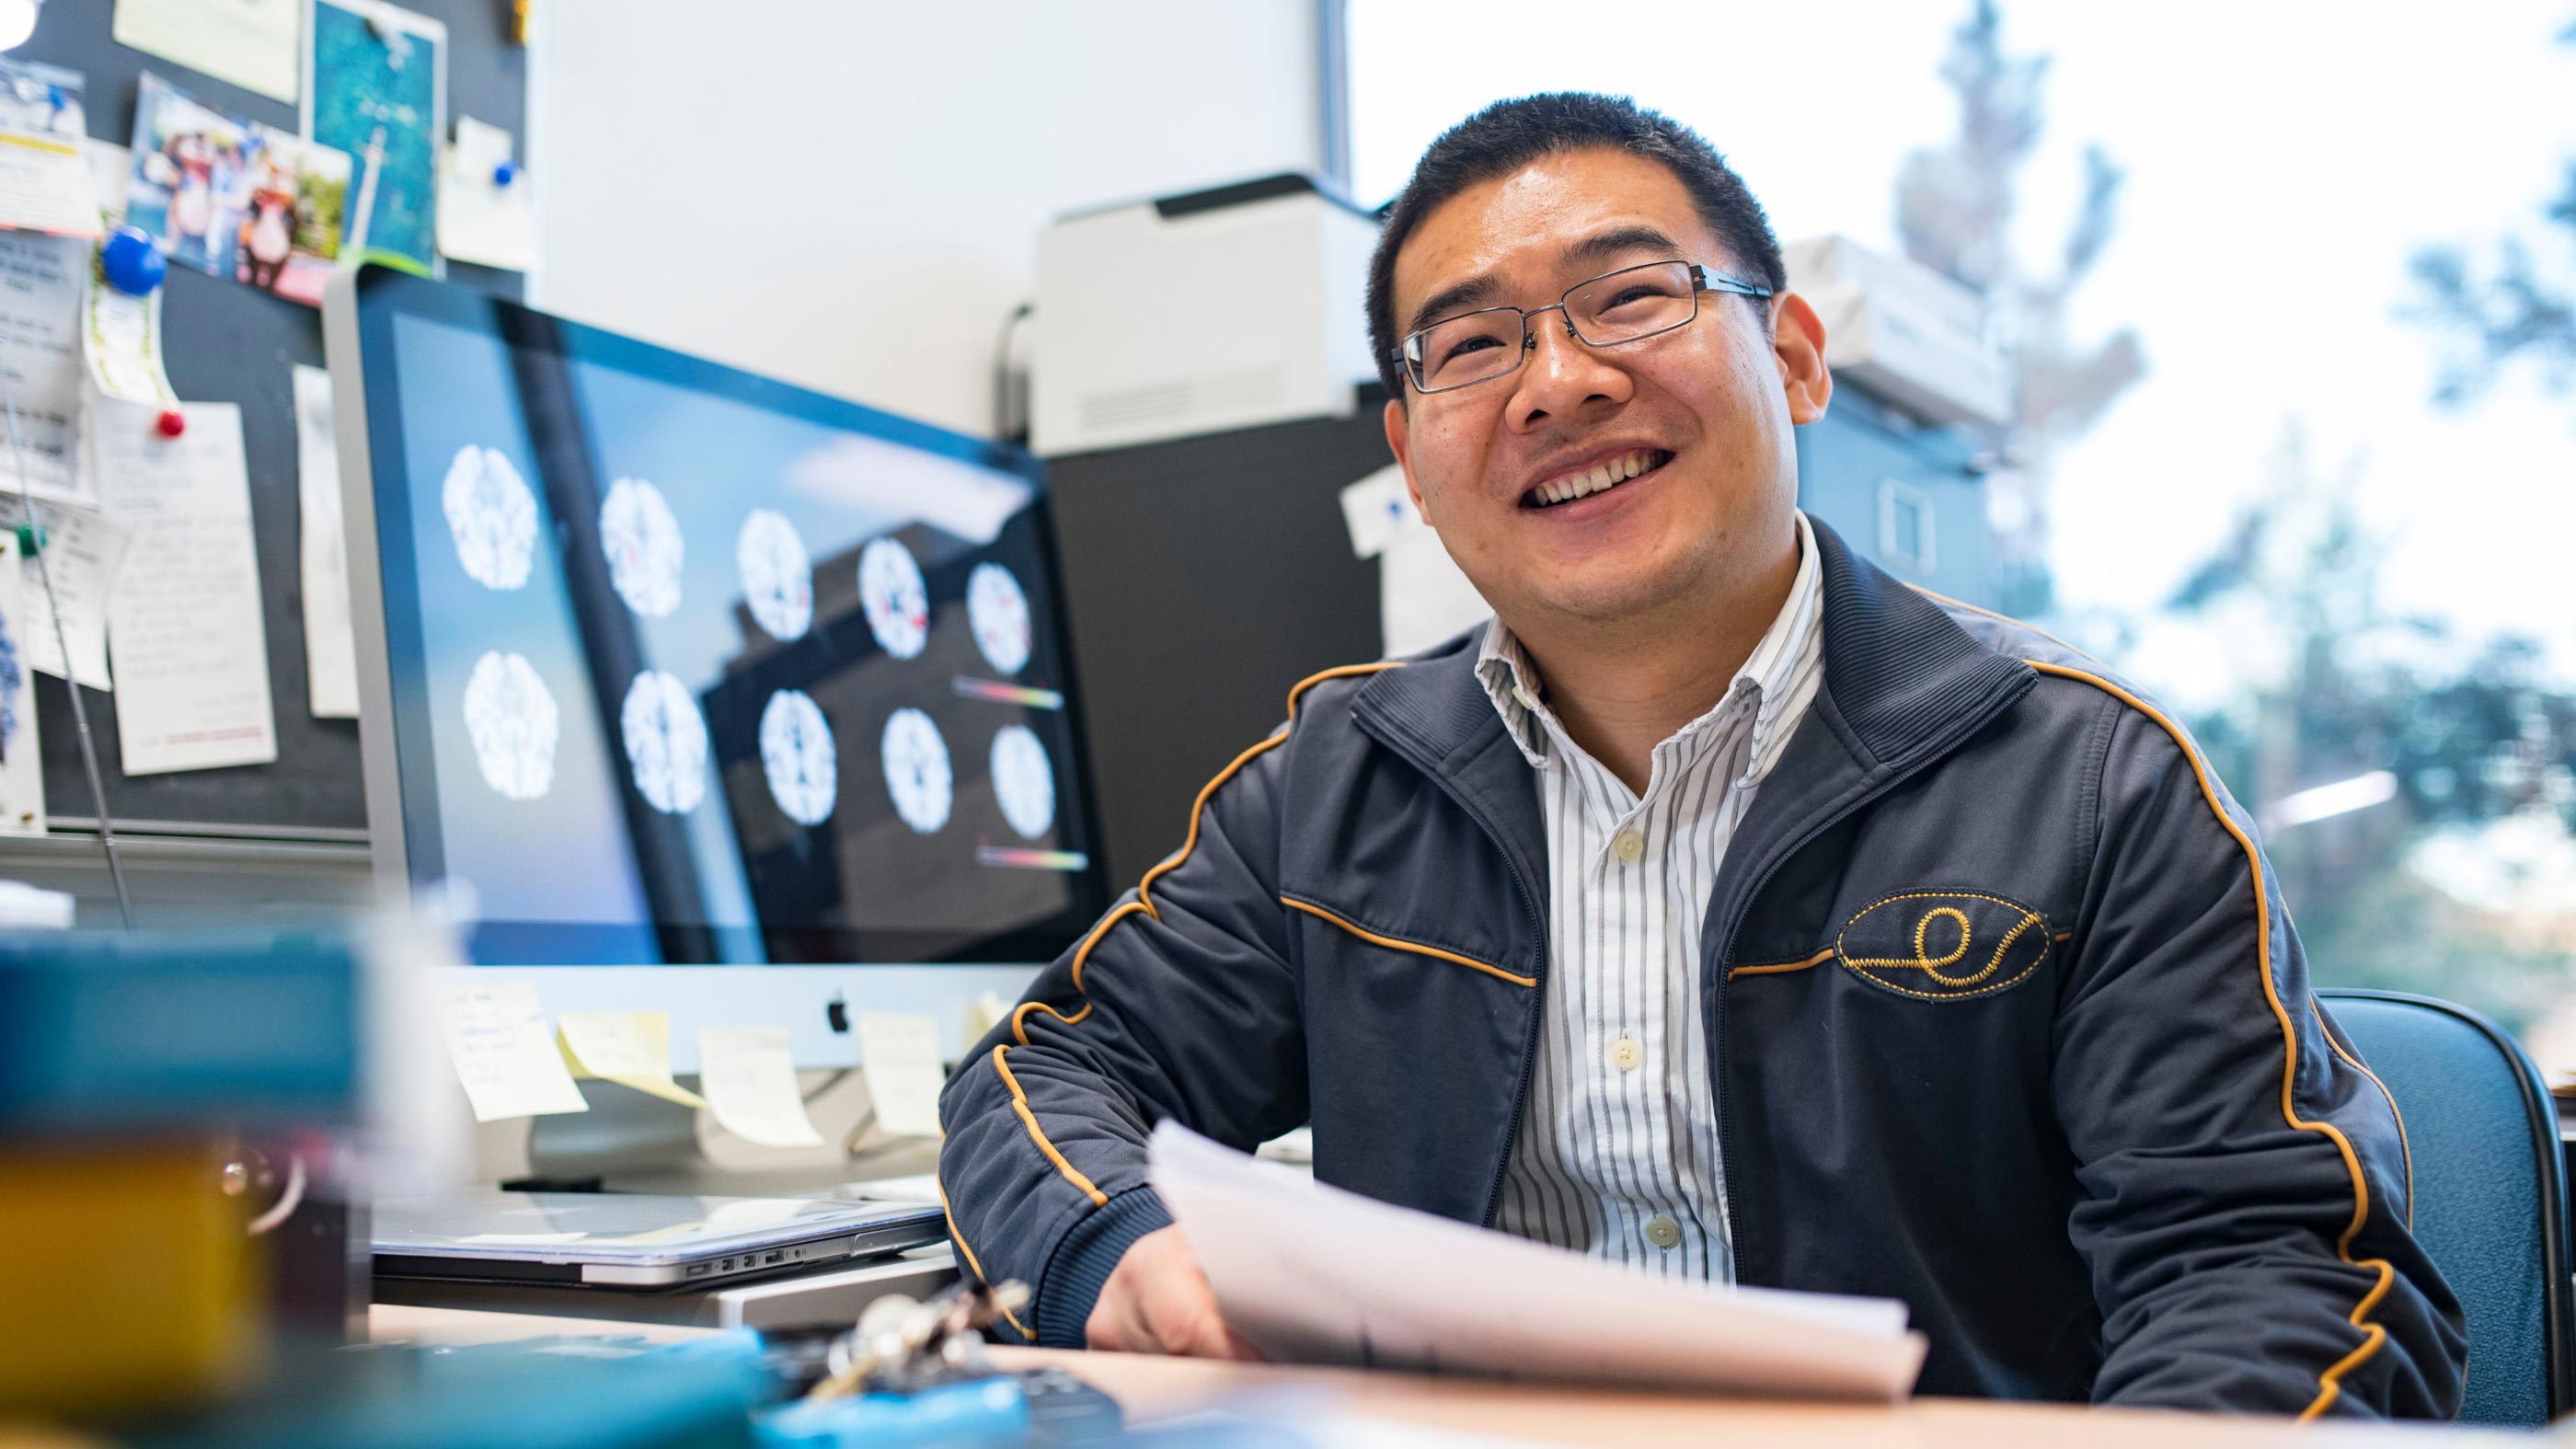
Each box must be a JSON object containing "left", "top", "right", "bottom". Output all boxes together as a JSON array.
[{"left": 1365, "top": 92, "right": 1786, "bottom": 403}]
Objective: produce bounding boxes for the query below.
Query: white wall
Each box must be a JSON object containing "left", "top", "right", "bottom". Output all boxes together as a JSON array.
[{"left": 531, "top": 1, "right": 1324, "bottom": 438}]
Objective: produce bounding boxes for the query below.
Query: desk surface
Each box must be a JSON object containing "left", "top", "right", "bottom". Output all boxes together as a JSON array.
[{"left": 367, "top": 1306, "right": 2522, "bottom": 1447}]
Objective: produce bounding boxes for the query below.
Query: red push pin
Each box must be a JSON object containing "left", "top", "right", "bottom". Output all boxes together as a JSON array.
[{"left": 155, "top": 409, "right": 186, "bottom": 438}]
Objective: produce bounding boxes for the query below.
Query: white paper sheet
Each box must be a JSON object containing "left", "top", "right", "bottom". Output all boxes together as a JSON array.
[
  {"left": 93, "top": 398, "right": 279, "bottom": 775},
  {"left": 1149, "top": 1123, "right": 1927, "bottom": 1400},
  {"left": 293, "top": 363, "right": 357, "bottom": 716},
  {"left": 85, "top": 142, "right": 131, "bottom": 228},
  {"left": 856, "top": 1012, "right": 947, "bottom": 1139},
  {"left": 697, "top": 1026, "right": 826, "bottom": 1148},
  {"left": 1338, "top": 462, "right": 1491, "bottom": 657},
  {"left": 0, "top": 532, "right": 45, "bottom": 834},
  {"left": 114, "top": 0, "right": 304, "bottom": 105},
  {"left": 0, "top": 129, "right": 103, "bottom": 239},
  {"left": 0, "top": 495, "right": 129, "bottom": 690},
  {"left": 438, "top": 116, "right": 538, "bottom": 271},
  {"left": 440, "top": 981, "right": 590, "bottom": 1123},
  {"left": 0, "top": 230, "right": 92, "bottom": 504}
]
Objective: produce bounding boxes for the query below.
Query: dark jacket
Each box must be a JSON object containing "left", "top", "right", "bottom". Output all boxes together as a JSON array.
[{"left": 937, "top": 519, "right": 2466, "bottom": 1419}]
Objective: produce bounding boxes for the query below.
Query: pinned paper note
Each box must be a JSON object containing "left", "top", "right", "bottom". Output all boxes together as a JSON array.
[
  {"left": 293, "top": 365, "right": 358, "bottom": 717},
  {"left": 558, "top": 1010, "right": 707, "bottom": 1109},
  {"left": 697, "top": 1026, "right": 825, "bottom": 1149},
  {"left": 438, "top": 117, "right": 537, "bottom": 272},
  {"left": 0, "top": 496, "right": 130, "bottom": 690},
  {"left": 1338, "top": 462, "right": 1490, "bottom": 655},
  {"left": 0, "top": 230, "right": 94, "bottom": 503},
  {"left": 93, "top": 400, "right": 279, "bottom": 776},
  {"left": 439, "top": 982, "right": 588, "bottom": 1123},
  {"left": 82, "top": 245, "right": 178, "bottom": 410},
  {"left": 0, "top": 129, "right": 103, "bottom": 240},
  {"left": 114, "top": 0, "right": 303, "bottom": 105},
  {"left": 0, "top": 532, "right": 46, "bottom": 835},
  {"left": 856, "top": 1013, "right": 946, "bottom": 1139}
]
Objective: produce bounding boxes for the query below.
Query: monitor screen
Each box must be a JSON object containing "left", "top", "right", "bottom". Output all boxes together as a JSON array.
[{"left": 344, "top": 272, "right": 1107, "bottom": 966}]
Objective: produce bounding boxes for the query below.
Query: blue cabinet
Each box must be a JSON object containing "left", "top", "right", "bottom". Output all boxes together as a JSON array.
[{"left": 1793, "top": 389, "right": 1997, "bottom": 609}]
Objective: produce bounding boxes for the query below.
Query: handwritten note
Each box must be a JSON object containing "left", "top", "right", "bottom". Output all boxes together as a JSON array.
[
  {"left": 0, "top": 230, "right": 90, "bottom": 503},
  {"left": 293, "top": 365, "right": 357, "bottom": 717},
  {"left": 697, "top": 1026, "right": 825, "bottom": 1148},
  {"left": 82, "top": 246, "right": 178, "bottom": 410},
  {"left": 0, "top": 532, "right": 44, "bottom": 834},
  {"left": 93, "top": 399, "right": 277, "bottom": 775},
  {"left": 440, "top": 982, "right": 588, "bottom": 1123},
  {"left": 557, "top": 1010, "right": 707, "bottom": 1109},
  {"left": 0, "top": 496, "right": 128, "bottom": 690},
  {"left": 856, "top": 1012, "right": 947, "bottom": 1139}
]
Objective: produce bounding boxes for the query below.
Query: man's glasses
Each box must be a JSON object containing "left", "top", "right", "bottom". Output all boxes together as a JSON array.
[{"left": 1395, "top": 259, "right": 1773, "bottom": 395}]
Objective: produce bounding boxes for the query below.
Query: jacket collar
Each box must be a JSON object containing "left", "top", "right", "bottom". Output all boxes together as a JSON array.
[{"left": 1351, "top": 514, "right": 2034, "bottom": 788}]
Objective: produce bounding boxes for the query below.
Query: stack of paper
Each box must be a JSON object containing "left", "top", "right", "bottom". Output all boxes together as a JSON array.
[{"left": 1148, "top": 1123, "right": 1927, "bottom": 1400}]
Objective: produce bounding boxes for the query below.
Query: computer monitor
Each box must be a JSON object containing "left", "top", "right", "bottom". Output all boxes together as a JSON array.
[{"left": 322, "top": 268, "right": 1106, "bottom": 1069}]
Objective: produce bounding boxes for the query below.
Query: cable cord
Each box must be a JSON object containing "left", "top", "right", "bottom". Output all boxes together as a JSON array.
[{"left": 3, "top": 397, "right": 136, "bottom": 928}]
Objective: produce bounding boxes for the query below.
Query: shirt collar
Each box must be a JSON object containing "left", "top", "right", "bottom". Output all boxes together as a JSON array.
[{"left": 1474, "top": 510, "right": 1823, "bottom": 778}]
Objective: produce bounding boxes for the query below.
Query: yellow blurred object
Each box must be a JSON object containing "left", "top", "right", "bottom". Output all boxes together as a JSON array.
[{"left": 0, "top": 1143, "right": 263, "bottom": 1415}]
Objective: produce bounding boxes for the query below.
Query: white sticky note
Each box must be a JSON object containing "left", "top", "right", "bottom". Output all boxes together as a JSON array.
[
  {"left": 439, "top": 983, "right": 589, "bottom": 1123},
  {"left": 558, "top": 1010, "right": 707, "bottom": 1109},
  {"left": 856, "top": 1012, "right": 946, "bottom": 1139},
  {"left": 114, "top": 0, "right": 303, "bottom": 105},
  {"left": 293, "top": 365, "right": 358, "bottom": 717},
  {"left": 697, "top": 1027, "right": 826, "bottom": 1149},
  {"left": 0, "top": 496, "right": 130, "bottom": 691},
  {"left": 82, "top": 256, "right": 178, "bottom": 410},
  {"left": 94, "top": 400, "right": 279, "bottom": 776}
]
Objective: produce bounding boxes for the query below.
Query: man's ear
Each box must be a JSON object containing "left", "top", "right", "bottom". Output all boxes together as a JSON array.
[
  {"left": 1771, "top": 293, "right": 1833, "bottom": 426},
  {"left": 1382, "top": 396, "right": 1433, "bottom": 525}
]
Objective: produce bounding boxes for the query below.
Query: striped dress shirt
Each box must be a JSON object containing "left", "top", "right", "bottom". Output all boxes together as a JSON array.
[{"left": 1477, "top": 510, "right": 1826, "bottom": 1280}]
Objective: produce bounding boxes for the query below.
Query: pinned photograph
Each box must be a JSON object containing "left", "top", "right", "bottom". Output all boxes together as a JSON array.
[
  {"left": 123, "top": 72, "right": 253, "bottom": 277},
  {"left": 236, "top": 124, "right": 351, "bottom": 306}
]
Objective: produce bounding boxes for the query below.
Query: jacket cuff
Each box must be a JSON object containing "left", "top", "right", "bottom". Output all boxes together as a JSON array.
[{"left": 1033, "top": 1187, "right": 1175, "bottom": 1348}]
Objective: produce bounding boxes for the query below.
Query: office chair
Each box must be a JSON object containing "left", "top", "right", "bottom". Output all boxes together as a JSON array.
[{"left": 2318, "top": 988, "right": 2575, "bottom": 1425}]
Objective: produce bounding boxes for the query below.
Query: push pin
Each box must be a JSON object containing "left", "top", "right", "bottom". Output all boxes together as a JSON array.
[
  {"left": 493, "top": 158, "right": 519, "bottom": 188},
  {"left": 12, "top": 523, "right": 40, "bottom": 556},
  {"left": 155, "top": 409, "right": 186, "bottom": 439},
  {"left": 100, "top": 225, "right": 167, "bottom": 297}
]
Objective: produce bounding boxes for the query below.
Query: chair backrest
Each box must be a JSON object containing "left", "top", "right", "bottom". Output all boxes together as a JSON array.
[{"left": 2318, "top": 988, "right": 2574, "bottom": 1425}]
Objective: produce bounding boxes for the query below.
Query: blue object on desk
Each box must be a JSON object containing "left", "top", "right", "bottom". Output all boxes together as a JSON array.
[
  {"left": 101, "top": 225, "right": 167, "bottom": 297},
  {"left": 755, "top": 1377, "right": 1028, "bottom": 1449},
  {"left": 493, "top": 159, "right": 519, "bottom": 187},
  {"left": 0, "top": 930, "right": 362, "bottom": 1133}
]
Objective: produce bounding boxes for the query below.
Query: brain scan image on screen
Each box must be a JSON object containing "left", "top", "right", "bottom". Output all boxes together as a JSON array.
[
  {"left": 619, "top": 670, "right": 710, "bottom": 814},
  {"left": 443, "top": 445, "right": 538, "bottom": 590},
  {"left": 989, "top": 724, "right": 1056, "bottom": 840},
  {"left": 759, "top": 689, "right": 838, "bottom": 825},
  {"left": 857, "top": 537, "right": 929, "bottom": 661},
  {"left": 735, "top": 509, "right": 813, "bottom": 642},
  {"left": 462, "top": 650, "right": 559, "bottom": 799},
  {"left": 880, "top": 707, "right": 953, "bottom": 834},
  {"left": 966, "top": 562, "right": 1033, "bottom": 676},
  {"left": 599, "top": 477, "right": 685, "bottom": 617}
]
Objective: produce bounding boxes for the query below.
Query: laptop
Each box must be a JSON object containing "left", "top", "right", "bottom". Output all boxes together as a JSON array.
[{"left": 373, "top": 1190, "right": 948, "bottom": 1288}]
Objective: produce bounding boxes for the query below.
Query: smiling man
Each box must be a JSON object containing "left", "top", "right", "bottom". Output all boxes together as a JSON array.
[{"left": 937, "top": 94, "right": 2465, "bottom": 1417}]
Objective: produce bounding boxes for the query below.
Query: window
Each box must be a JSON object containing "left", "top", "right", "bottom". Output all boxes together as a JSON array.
[{"left": 1348, "top": 2, "right": 2576, "bottom": 1048}]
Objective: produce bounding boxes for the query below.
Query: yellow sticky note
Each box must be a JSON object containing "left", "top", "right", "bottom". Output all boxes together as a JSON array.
[
  {"left": 856, "top": 1012, "right": 947, "bottom": 1139},
  {"left": 697, "top": 1026, "right": 825, "bottom": 1148},
  {"left": 557, "top": 1010, "right": 707, "bottom": 1109}
]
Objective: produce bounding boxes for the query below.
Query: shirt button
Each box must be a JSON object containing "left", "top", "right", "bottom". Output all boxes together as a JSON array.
[
  {"left": 1610, "top": 1037, "right": 1643, "bottom": 1072},
  {"left": 1612, "top": 829, "right": 1645, "bottom": 863},
  {"left": 1645, "top": 1215, "right": 1682, "bottom": 1249}
]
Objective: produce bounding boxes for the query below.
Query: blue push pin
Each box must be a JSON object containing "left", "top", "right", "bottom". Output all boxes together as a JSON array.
[
  {"left": 492, "top": 158, "right": 519, "bottom": 188},
  {"left": 100, "top": 225, "right": 167, "bottom": 297}
]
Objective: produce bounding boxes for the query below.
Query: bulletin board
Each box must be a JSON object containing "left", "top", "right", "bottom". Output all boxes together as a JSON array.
[{"left": 16, "top": 0, "right": 525, "bottom": 836}]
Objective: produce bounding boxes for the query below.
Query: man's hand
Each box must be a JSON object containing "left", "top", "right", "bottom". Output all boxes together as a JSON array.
[{"left": 1084, "top": 1225, "right": 1262, "bottom": 1359}]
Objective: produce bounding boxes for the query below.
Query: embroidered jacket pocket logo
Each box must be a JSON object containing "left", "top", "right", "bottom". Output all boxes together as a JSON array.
[{"left": 1835, "top": 890, "right": 2054, "bottom": 1001}]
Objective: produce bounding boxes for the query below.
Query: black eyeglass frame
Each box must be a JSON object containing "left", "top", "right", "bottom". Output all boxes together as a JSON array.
[{"left": 1393, "top": 259, "right": 1775, "bottom": 396}]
